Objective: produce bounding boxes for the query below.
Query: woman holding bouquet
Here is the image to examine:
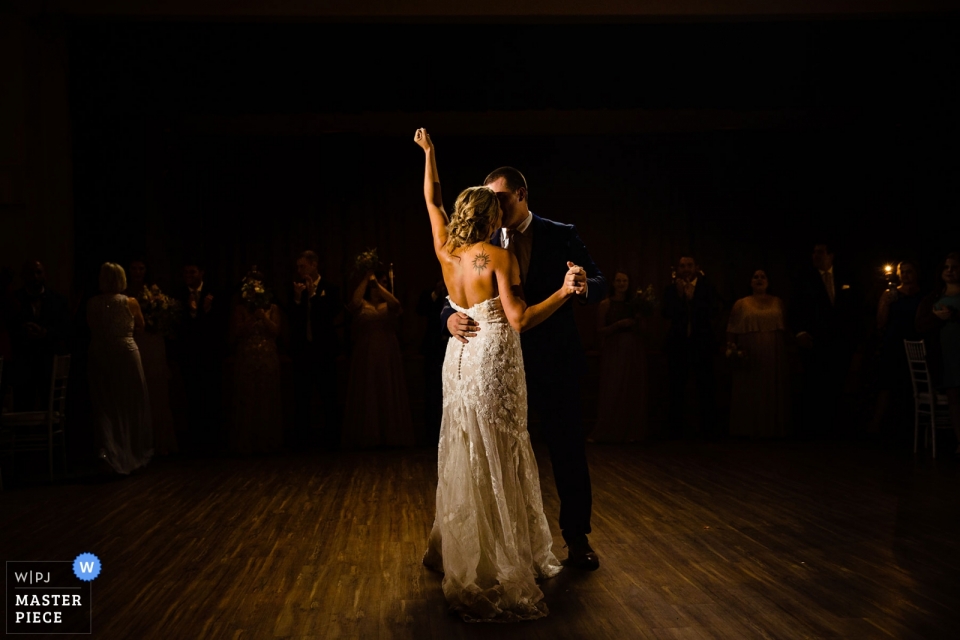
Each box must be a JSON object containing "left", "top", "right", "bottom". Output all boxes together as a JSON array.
[
  {"left": 726, "top": 269, "right": 790, "bottom": 438},
  {"left": 342, "top": 263, "right": 414, "bottom": 448},
  {"left": 127, "top": 259, "right": 179, "bottom": 455},
  {"left": 592, "top": 271, "right": 649, "bottom": 443},
  {"left": 228, "top": 268, "right": 283, "bottom": 454}
]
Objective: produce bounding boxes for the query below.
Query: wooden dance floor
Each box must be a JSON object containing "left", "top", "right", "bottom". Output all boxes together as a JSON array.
[{"left": 2, "top": 440, "right": 959, "bottom": 639}]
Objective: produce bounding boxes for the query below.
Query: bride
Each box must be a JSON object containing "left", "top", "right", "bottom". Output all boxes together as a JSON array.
[{"left": 414, "top": 128, "right": 579, "bottom": 621}]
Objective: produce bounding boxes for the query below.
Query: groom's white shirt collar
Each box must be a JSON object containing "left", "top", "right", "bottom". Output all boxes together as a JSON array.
[{"left": 515, "top": 212, "right": 533, "bottom": 234}]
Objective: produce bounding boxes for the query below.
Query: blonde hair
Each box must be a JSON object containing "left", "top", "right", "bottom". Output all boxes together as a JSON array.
[
  {"left": 99, "top": 262, "right": 127, "bottom": 294},
  {"left": 445, "top": 186, "right": 501, "bottom": 253}
]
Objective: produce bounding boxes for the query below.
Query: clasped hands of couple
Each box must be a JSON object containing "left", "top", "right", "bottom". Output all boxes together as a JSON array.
[{"left": 448, "top": 262, "right": 588, "bottom": 344}]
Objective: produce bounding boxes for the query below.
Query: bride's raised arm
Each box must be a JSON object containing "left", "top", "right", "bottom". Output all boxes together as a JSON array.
[{"left": 413, "top": 128, "right": 449, "bottom": 255}]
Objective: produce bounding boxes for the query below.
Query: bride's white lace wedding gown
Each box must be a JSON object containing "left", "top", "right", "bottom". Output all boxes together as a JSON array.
[{"left": 423, "top": 296, "right": 562, "bottom": 622}]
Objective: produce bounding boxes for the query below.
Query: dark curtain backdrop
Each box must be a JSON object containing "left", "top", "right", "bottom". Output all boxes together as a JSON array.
[
  {"left": 73, "top": 122, "right": 958, "bottom": 354},
  {"left": 67, "top": 19, "right": 960, "bottom": 354}
]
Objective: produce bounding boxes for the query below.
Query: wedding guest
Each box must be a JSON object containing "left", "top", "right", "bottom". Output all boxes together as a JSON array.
[
  {"left": 342, "top": 268, "right": 414, "bottom": 448},
  {"left": 175, "top": 260, "right": 224, "bottom": 454},
  {"left": 916, "top": 252, "right": 960, "bottom": 454},
  {"left": 793, "top": 242, "right": 861, "bottom": 437},
  {"left": 10, "top": 260, "right": 71, "bottom": 410},
  {"left": 124, "top": 259, "right": 148, "bottom": 297},
  {"left": 662, "top": 256, "right": 722, "bottom": 439},
  {"left": 87, "top": 263, "right": 152, "bottom": 475},
  {"left": 416, "top": 276, "right": 448, "bottom": 444},
  {"left": 127, "top": 260, "right": 178, "bottom": 455},
  {"left": 289, "top": 250, "right": 342, "bottom": 449},
  {"left": 592, "top": 271, "right": 648, "bottom": 443},
  {"left": 726, "top": 269, "right": 789, "bottom": 438},
  {"left": 228, "top": 268, "right": 283, "bottom": 455},
  {"left": 869, "top": 260, "right": 922, "bottom": 437}
]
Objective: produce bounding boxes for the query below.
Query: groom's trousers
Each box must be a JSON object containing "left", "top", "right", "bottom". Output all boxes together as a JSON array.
[{"left": 526, "top": 360, "right": 593, "bottom": 542}]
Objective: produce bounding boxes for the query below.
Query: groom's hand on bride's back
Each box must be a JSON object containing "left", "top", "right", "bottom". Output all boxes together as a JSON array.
[{"left": 447, "top": 312, "right": 480, "bottom": 344}]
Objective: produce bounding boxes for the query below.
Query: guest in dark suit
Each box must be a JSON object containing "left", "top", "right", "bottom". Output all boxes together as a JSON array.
[
  {"left": 443, "top": 166, "right": 606, "bottom": 570},
  {"left": 793, "top": 242, "right": 861, "bottom": 437},
  {"left": 10, "top": 260, "right": 70, "bottom": 410},
  {"left": 175, "top": 261, "right": 225, "bottom": 453},
  {"left": 661, "top": 256, "right": 723, "bottom": 439},
  {"left": 416, "top": 277, "right": 448, "bottom": 445},
  {"left": 289, "top": 250, "right": 342, "bottom": 449}
]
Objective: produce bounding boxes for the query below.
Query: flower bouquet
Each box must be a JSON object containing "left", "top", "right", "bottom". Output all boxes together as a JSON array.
[
  {"left": 354, "top": 248, "right": 380, "bottom": 275},
  {"left": 137, "top": 284, "right": 181, "bottom": 337},
  {"left": 241, "top": 275, "right": 272, "bottom": 311},
  {"left": 629, "top": 284, "right": 660, "bottom": 317}
]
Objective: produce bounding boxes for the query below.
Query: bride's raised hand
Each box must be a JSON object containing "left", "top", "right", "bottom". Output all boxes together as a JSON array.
[{"left": 414, "top": 128, "right": 434, "bottom": 152}]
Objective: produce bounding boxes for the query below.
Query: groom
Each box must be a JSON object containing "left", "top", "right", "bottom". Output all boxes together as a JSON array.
[{"left": 443, "top": 167, "right": 606, "bottom": 570}]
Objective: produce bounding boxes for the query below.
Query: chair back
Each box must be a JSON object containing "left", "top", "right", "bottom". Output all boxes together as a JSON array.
[
  {"left": 48, "top": 354, "right": 71, "bottom": 418},
  {"left": 904, "top": 340, "right": 934, "bottom": 400}
]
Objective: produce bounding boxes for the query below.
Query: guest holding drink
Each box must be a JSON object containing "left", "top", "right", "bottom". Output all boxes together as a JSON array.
[
  {"left": 869, "top": 261, "right": 922, "bottom": 436},
  {"left": 726, "top": 269, "right": 789, "bottom": 438}
]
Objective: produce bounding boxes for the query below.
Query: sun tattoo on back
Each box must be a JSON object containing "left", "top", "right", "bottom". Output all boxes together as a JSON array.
[{"left": 472, "top": 249, "right": 491, "bottom": 274}]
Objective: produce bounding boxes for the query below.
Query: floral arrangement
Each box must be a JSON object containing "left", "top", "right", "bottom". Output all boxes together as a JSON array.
[
  {"left": 353, "top": 248, "right": 380, "bottom": 275},
  {"left": 241, "top": 276, "right": 272, "bottom": 311},
  {"left": 628, "top": 285, "right": 660, "bottom": 317},
  {"left": 137, "top": 284, "right": 181, "bottom": 336}
]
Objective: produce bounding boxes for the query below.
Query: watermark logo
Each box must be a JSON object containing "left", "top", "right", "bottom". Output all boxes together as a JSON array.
[
  {"left": 6, "top": 555, "right": 98, "bottom": 634},
  {"left": 72, "top": 554, "right": 101, "bottom": 582}
]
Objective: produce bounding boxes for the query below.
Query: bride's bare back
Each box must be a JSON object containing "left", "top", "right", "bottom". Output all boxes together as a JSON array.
[
  {"left": 415, "top": 128, "right": 573, "bottom": 333},
  {"left": 442, "top": 242, "right": 511, "bottom": 309}
]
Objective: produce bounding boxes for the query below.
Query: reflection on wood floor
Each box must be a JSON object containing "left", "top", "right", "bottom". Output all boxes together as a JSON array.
[{"left": 2, "top": 439, "right": 959, "bottom": 639}]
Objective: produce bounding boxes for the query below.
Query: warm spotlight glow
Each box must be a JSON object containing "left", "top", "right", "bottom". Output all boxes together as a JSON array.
[{"left": 884, "top": 264, "right": 894, "bottom": 274}]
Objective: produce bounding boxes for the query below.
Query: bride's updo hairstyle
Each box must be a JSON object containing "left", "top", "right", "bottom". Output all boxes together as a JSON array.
[{"left": 445, "top": 186, "right": 501, "bottom": 253}]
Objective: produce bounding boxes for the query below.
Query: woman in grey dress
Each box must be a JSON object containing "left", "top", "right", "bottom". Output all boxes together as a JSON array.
[{"left": 87, "top": 262, "right": 153, "bottom": 474}]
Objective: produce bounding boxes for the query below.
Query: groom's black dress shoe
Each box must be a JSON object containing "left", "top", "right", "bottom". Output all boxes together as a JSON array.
[{"left": 564, "top": 539, "right": 600, "bottom": 571}]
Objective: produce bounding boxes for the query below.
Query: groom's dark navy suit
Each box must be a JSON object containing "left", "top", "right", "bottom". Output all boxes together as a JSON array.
[{"left": 442, "top": 213, "right": 606, "bottom": 544}]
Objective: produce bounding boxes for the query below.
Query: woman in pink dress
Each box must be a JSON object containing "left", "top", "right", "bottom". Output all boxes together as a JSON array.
[
  {"left": 592, "top": 271, "right": 648, "bottom": 442},
  {"left": 726, "top": 269, "right": 790, "bottom": 438},
  {"left": 341, "top": 268, "right": 414, "bottom": 448}
]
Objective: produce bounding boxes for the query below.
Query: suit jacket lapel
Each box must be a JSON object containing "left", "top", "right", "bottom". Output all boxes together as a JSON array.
[{"left": 525, "top": 214, "right": 543, "bottom": 287}]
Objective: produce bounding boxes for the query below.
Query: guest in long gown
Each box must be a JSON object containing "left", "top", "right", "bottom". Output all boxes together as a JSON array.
[
  {"left": 868, "top": 261, "right": 922, "bottom": 437},
  {"left": 916, "top": 252, "right": 960, "bottom": 454},
  {"left": 726, "top": 269, "right": 789, "bottom": 438},
  {"left": 591, "top": 271, "right": 648, "bottom": 443},
  {"left": 342, "top": 268, "right": 414, "bottom": 448},
  {"left": 126, "top": 259, "right": 178, "bottom": 455},
  {"left": 87, "top": 262, "right": 152, "bottom": 475},
  {"left": 228, "top": 269, "right": 283, "bottom": 455}
]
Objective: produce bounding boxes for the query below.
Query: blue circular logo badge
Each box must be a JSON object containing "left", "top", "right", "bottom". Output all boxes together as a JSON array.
[{"left": 73, "top": 553, "right": 101, "bottom": 581}]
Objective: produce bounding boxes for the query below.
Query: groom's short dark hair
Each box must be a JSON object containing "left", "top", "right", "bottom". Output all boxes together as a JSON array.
[{"left": 484, "top": 167, "right": 527, "bottom": 194}]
